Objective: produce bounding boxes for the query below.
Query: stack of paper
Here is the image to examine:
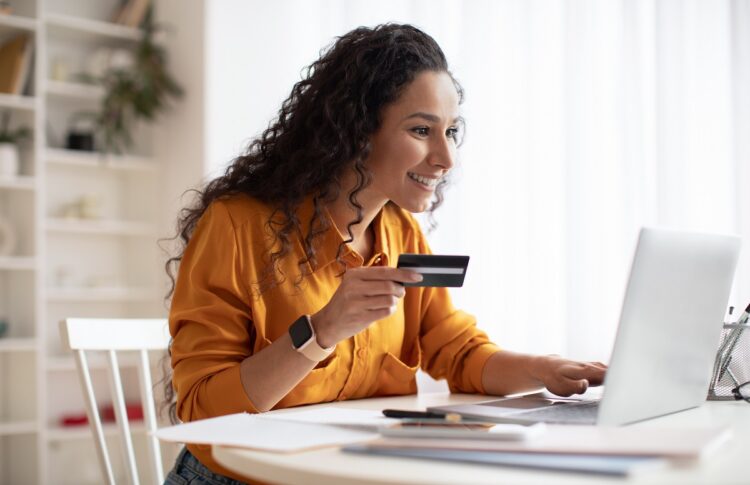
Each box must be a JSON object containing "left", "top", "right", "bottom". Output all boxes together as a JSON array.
[
  {"left": 344, "top": 445, "right": 664, "bottom": 476},
  {"left": 155, "top": 410, "right": 386, "bottom": 453},
  {"left": 155, "top": 410, "right": 731, "bottom": 477},
  {"left": 343, "top": 425, "right": 731, "bottom": 476}
]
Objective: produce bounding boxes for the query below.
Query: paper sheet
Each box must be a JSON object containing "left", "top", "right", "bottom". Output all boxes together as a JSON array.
[
  {"left": 155, "top": 413, "right": 377, "bottom": 453},
  {"left": 261, "top": 407, "right": 399, "bottom": 430},
  {"left": 361, "top": 425, "right": 732, "bottom": 459}
]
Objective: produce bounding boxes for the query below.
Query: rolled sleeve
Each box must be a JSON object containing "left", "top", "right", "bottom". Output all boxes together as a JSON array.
[
  {"left": 412, "top": 230, "right": 501, "bottom": 394},
  {"left": 419, "top": 285, "right": 500, "bottom": 394},
  {"left": 169, "top": 201, "right": 260, "bottom": 421}
]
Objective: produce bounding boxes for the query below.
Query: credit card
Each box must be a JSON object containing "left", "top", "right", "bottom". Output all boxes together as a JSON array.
[{"left": 397, "top": 254, "right": 470, "bottom": 287}]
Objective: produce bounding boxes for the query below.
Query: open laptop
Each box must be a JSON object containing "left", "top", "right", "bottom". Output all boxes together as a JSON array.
[{"left": 430, "top": 228, "right": 741, "bottom": 426}]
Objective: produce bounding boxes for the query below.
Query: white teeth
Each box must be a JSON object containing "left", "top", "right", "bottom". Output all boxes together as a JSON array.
[{"left": 408, "top": 172, "right": 440, "bottom": 187}]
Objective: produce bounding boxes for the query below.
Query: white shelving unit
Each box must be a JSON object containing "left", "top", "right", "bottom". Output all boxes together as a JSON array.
[
  {"left": 0, "top": 92, "right": 37, "bottom": 111},
  {"left": 0, "top": 1, "right": 187, "bottom": 483},
  {"left": 0, "top": 4, "right": 41, "bottom": 485},
  {"left": 0, "top": 337, "right": 37, "bottom": 351},
  {"left": 44, "top": 80, "right": 104, "bottom": 101},
  {"left": 0, "top": 175, "right": 36, "bottom": 190}
]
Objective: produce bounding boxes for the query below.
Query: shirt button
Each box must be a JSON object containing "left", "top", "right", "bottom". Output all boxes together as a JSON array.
[{"left": 357, "top": 348, "right": 366, "bottom": 357}]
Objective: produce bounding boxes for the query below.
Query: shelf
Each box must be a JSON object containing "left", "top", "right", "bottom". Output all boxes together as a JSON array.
[
  {"left": 45, "top": 80, "right": 104, "bottom": 101},
  {"left": 47, "top": 422, "right": 146, "bottom": 441},
  {"left": 0, "top": 93, "right": 36, "bottom": 111},
  {"left": 0, "top": 175, "right": 35, "bottom": 191},
  {"left": 0, "top": 14, "right": 38, "bottom": 32},
  {"left": 0, "top": 420, "right": 37, "bottom": 436},
  {"left": 46, "top": 286, "right": 157, "bottom": 302},
  {"left": 46, "top": 148, "right": 157, "bottom": 173},
  {"left": 44, "top": 13, "right": 142, "bottom": 43},
  {"left": 0, "top": 256, "right": 36, "bottom": 271},
  {"left": 45, "top": 218, "right": 155, "bottom": 236},
  {"left": 0, "top": 338, "right": 37, "bottom": 352}
]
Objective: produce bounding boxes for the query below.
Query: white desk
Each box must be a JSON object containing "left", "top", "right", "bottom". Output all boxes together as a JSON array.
[{"left": 212, "top": 393, "right": 749, "bottom": 485}]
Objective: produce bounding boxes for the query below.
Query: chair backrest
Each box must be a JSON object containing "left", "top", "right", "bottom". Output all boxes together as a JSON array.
[{"left": 59, "top": 318, "right": 171, "bottom": 485}]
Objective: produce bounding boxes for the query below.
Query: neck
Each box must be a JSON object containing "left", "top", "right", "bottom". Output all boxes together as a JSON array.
[{"left": 326, "top": 173, "right": 386, "bottom": 244}]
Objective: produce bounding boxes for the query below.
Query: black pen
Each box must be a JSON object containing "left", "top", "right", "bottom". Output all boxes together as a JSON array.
[{"left": 382, "top": 409, "right": 462, "bottom": 421}]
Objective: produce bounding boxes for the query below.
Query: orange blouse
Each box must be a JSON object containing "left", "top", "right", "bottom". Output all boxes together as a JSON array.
[{"left": 169, "top": 194, "right": 500, "bottom": 479}]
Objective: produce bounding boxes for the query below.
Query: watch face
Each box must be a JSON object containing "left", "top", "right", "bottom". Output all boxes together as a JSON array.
[{"left": 289, "top": 316, "right": 313, "bottom": 349}]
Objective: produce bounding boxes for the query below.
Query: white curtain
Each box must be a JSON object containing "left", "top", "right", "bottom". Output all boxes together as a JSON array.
[{"left": 206, "top": 0, "right": 750, "bottom": 368}]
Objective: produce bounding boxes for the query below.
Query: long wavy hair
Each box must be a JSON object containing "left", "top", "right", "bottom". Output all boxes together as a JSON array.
[{"left": 161, "top": 24, "right": 464, "bottom": 422}]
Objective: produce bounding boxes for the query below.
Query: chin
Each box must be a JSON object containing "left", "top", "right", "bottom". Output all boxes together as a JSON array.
[{"left": 393, "top": 198, "right": 432, "bottom": 214}]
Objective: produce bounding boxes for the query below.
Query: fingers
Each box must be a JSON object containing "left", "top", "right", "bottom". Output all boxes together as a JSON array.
[
  {"left": 545, "top": 358, "right": 607, "bottom": 396},
  {"left": 549, "top": 377, "right": 589, "bottom": 397},
  {"left": 353, "top": 266, "right": 423, "bottom": 284},
  {"left": 363, "top": 294, "right": 400, "bottom": 311},
  {"left": 577, "top": 378, "right": 589, "bottom": 394},
  {"left": 361, "top": 280, "right": 406, "bottom": 298},
  {"left": 559, "top": 362, "right": 606, "bottom": 382}
]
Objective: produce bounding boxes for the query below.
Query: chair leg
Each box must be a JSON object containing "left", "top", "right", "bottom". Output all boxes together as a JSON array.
[
  {"left": 74, "top": 350, "right": 116, "bottom": 485},
  {"left": 138, "top": 349, "right": 165, "bottom": 484},
  {"left": 106, "top": 350, "right": 140, "bottom": 485}
]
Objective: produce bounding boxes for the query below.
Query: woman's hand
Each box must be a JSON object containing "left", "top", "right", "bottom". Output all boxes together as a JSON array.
[
  {"left": 311, "top": 267, "right": 422, "bottom": 347},
  {"left": 482, "top": 350, "right": 607, "bottom": 397},
  {"left": 532, "top": 355, "right": 607, "bottom": 396}
]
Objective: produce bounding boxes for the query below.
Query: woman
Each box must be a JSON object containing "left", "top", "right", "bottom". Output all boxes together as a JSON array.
[{"left": 165, "top": 23, "right": 606, "bottom": 484}]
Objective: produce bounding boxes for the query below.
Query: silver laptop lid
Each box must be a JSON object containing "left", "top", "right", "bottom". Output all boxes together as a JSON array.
[{"left": 598, "top": 228, "right": 741, "bottom": 425}]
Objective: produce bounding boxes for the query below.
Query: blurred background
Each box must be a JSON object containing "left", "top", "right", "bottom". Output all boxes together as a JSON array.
[
  {"left": 0, "top": 0, "right": 748, "bottom": 483},
  {"left": 204, "top": 0, "right": 750, "bottom": 362}
]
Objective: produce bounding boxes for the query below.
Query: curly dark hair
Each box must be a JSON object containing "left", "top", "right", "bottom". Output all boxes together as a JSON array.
[{"left": 161, "top": 23, "right": 464, "bottom": 422}]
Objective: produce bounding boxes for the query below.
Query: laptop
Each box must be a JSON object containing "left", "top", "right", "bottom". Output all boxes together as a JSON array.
[{"left": 430, "top": 227, "right": 741, "bottom": 426}]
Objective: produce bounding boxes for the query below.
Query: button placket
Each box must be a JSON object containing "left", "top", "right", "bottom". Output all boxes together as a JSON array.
[{"left": 338, "top": 331, "right": 368, "bottom": 400}]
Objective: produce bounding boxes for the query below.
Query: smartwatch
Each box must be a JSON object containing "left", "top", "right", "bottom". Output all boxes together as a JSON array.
[{"left": 288, "top": 315, "right": 335, "bottom": 362}]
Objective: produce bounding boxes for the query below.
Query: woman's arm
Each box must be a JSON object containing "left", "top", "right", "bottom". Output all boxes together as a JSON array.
[
  {"left": 481, "top": 350, "right": 607, "bottom": 397},
  {"left": 239, "top": 332, "right": 319, "bottom": 412},
  {"left": 239, "top": 266, "right": 423, "bottom": 412}
]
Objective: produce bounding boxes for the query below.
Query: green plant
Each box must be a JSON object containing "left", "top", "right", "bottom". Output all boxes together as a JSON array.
[
  {"left": 0, "top": 111, "right": 31, "bottom": 144},
  {"left": 80, "top": 7, "right": 183, "bottom": 153}
]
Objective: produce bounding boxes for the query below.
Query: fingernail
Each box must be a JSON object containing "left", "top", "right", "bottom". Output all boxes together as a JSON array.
[{"left": 411, "top": 272, "right": 423, "bottom": 282}]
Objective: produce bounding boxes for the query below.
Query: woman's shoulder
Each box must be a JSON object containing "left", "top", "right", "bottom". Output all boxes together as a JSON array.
[{"left": 207, "top": 193, "right": 275, "bottom": 229}]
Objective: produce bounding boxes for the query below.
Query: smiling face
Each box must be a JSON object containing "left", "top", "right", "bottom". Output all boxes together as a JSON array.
[{"left": 365, "top": 70, "right": 461, "bottom": 213}]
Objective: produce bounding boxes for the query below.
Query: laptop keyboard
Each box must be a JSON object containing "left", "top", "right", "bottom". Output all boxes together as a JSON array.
[{"left": 511, "top": 401, "right": 600, "bottom": 424}]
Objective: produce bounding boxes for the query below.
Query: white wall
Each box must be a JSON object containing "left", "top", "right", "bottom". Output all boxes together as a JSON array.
[
  {"left": 154, "top": 0, "right": 208, "bottom": 278},
  {"left": 204, "top": 0, "right": 463, "bottom": 178},
  {"left": 202, "top": 1, "right": 750, "bottom": 366},
  {"left": 206, "top": 1, "right": 326, "bottom": 179}
]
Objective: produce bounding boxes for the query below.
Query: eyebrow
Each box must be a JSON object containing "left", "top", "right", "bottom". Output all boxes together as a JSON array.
[{"left": 402, "top": 112, "right": 461, "bottom": 124}]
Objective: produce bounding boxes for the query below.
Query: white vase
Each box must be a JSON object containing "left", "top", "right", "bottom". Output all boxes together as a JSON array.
[{"left": 0, "top": 143, "right": 19, "bottom": 177}]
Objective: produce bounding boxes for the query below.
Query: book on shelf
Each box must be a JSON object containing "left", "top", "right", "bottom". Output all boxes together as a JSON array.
[
  {"left": 112, "top": 0, "right": 150, "bottom": 28},
  {"left": 0, "top": 34, "right": 33, "bottom": 95}
]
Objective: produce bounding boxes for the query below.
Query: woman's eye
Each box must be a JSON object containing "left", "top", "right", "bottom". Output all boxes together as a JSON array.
[
  {"left": 446, "top": 127, "right": 459, "bottom": 140},
  {"left": 411, "top": 127, "right": 429, "bottom": 136}
]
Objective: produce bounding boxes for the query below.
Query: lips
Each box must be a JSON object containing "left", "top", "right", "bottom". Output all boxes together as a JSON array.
[{"left": 407, "top": 172, "right": 441, "bottom": 187}]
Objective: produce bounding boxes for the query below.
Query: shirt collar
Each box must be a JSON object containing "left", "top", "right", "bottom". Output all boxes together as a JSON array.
[{"left": 295, "top": 195, "right": 391, "bottom": 271}]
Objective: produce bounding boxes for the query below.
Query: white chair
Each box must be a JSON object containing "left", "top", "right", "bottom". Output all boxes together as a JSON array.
[{"left": 59, "top": 318, "right": 171, "bottom": 485}]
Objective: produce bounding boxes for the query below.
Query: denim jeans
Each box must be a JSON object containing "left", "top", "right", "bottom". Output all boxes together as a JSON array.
[{"left": 164, "top": 447, "right": 249, "bottom": 485}]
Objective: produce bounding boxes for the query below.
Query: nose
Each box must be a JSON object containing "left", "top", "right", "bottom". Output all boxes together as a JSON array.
[{"left": 427, "top": 134, "right": 456, "bottom": 171}]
